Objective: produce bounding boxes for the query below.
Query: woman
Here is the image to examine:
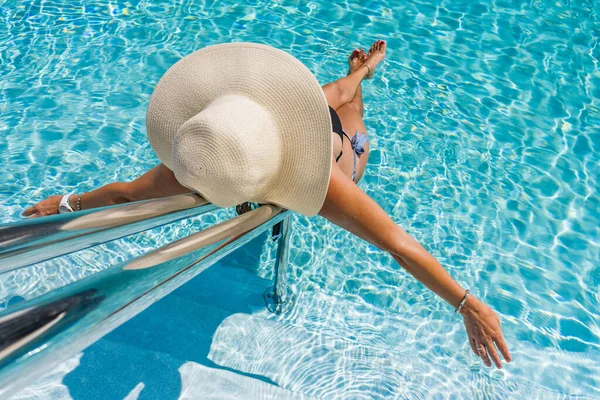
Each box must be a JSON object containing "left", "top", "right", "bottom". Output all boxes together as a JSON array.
[{"left": 23, "top": 41, "right": 511, "bottom": 369}]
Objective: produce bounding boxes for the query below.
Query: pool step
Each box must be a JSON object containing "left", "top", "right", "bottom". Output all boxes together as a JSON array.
[
  {"left": 11, "top": 265, "right": 309, "bottom": 400},
  {"left": 13, "top": 323, "right": 311, "bottom": 400},
  {"left": 207, "top": 307, "right": 440, "bottom": 399},
  {"left": 207, "top": 290, "right": 600, "bottom": 399},
  {"left": 14, "top": 263, "right": 599, "bottom": 399}
]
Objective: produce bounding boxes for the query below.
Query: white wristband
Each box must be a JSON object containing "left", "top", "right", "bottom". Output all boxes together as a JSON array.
[{"left": 59, "top": 193, "right": 75, "bottom": 213}]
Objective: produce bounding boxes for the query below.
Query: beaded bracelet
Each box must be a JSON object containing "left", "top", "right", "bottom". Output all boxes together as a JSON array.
[
  {"left": 77, "top": 192, "right": 86, "bottom": 211},
  {"left": 455, "top": 289, "right": 470, "bottom": 314}
]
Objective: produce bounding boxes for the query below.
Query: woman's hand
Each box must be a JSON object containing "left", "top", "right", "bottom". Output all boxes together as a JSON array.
[
  {"left": 460, "top": 295, "right": 512, "bottom": 369},
  {"left": 21, "top": 195, "right": 64, "bottom": 218}
]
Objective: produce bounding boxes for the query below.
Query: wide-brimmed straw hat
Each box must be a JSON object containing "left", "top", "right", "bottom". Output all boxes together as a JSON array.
[{"left": 146, "top": 42, "right": 332, "bottom": 216}]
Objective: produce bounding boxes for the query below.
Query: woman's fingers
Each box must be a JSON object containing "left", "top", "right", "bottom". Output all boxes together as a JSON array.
[
  {"left": 469, "top": 337, "right": 479, "bottom": 356},
  {"left": 21, "top": 208, "right": 35, "bottom": 217},
  {"left": 486, "top": 340, "right": 503, "bottom": 369},
  {"left": 22, "top": 207, "right": 44, "bottom": 218},
  {"left": 20, "top": 195, "right": 63, "bottom": 218},
  {"left": 478, "top": 343, "right": 492, "bottom": 367},
  {"left": 495, "top": 332, "right": 512, "bottom": 363}
]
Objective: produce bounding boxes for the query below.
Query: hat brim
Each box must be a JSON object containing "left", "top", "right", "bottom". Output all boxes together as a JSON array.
[{"left": 146, "top": 42, "right": 332, "bottom": 216}]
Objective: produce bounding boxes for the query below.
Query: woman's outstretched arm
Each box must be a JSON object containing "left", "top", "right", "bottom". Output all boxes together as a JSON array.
[
  {"left": 22, "top": 163, "right": 191, "bottom": 218},
  {"left": 319, "top": 161, "right": 512, "bottom": 369}
]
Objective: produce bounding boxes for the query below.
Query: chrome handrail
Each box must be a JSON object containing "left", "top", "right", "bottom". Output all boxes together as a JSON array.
[
  {"left": 0, "top": 204, "right": 291, "bottom": 398},
  {"left": 0, "top": 193, "right": 217, "bottom": 273},
  {"left": 264, "top": 216, "right": 295, "bottom": 314}
]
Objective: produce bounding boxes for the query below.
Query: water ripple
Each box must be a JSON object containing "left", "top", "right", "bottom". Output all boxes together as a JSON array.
[{"left": 1, "top": 0, "right": 599, "bottom": 397}]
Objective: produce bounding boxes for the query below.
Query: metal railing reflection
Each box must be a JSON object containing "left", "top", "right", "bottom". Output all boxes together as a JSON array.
[
  {"left": 0, "top": 193, "right": 217, "bottom": 273},
  {"left": 0, "top": 203, "right": 294, "bottom": 399}
]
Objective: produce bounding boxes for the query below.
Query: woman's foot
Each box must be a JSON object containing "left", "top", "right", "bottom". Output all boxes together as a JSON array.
[
  {"left": 362, "top": 40, "right": 386, "bottom": 79},
  {"left": 347, "top": 48, "right": 367, "bottom": 75}
]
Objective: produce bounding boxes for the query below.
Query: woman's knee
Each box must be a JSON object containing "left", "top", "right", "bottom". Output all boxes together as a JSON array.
[
  {"left": 323, "top": 82, "right": 353, "bottom": 109},
  {"left": 337, "top": 103, "right": 366, "bottom": 130},
  {"left": 343, "top": 100, "right": 363, "bottom": 117}
]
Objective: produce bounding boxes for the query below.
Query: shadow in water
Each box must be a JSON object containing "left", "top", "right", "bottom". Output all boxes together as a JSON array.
[{"left": 64, "top": 233, "right": 276, "bottom": 400}]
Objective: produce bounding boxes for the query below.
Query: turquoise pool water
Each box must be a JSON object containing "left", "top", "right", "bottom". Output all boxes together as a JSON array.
[{"left": 1, "top": 0, "right": 599, "bottom": 398}]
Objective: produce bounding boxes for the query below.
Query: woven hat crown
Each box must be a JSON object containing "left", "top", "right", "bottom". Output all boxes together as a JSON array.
[
  {"left": 146, "top": 43, "right": 333, "bottom": 216},
  {"left": 172, "top": 95, "right": 281, "bottom": 208}
]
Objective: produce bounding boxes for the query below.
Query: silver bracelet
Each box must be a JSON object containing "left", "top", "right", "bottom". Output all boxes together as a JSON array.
[{"left": 455, "top": 289, "right": 470, "bottom": 314}]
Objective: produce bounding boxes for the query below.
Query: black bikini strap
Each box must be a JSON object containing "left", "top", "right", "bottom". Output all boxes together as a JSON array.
[{"left": 335, "top": 125, "right": 345, "bottom": 163}]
